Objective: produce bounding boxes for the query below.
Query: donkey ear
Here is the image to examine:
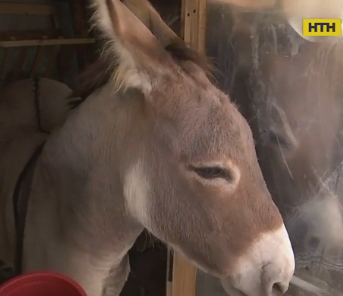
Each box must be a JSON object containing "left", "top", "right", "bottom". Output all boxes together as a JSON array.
[
  {"left": 90, "top": 0, "right": 174, "bottom": 93},
  {"left": 121, "top": 0, "right": 211, "bottom": 74},
  {"left": 121, "top": 0, "right": 179, "bottom": 47}
]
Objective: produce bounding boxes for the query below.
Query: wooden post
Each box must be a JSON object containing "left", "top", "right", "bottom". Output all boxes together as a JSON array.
[
  {"left": 171, "top": 252, "right": 198, "bottom": 296},
  {"left": 169, "top": 1, "right": 207, "bottom": 296},
  {"left": 181, "top": 0, "right": 207, "bottom": 54}
]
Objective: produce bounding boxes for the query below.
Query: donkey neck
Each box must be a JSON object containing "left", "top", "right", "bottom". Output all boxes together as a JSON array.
[{"left": 32, "top": 84, "right": 145, "bottom": 255}]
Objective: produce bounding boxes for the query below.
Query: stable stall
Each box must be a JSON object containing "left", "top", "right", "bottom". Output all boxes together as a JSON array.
[
  {"left": 0, "top": 1, "right": 204, "bottom": 295},
  {"left": 1, "top": 0, "right": 343, "bottom": 296}
]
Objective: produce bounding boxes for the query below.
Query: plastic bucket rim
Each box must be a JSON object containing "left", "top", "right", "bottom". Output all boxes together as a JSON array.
[{"left": 0, "top": 270, "right": 87, "bottom": 296}]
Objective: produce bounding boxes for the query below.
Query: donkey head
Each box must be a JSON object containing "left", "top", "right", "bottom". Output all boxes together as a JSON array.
[
  {"left": 257, "top": 42, "right": 343, "bottom": 255},
  {"left": 89, "top": 0, "right": 294, "bottom": 295}
]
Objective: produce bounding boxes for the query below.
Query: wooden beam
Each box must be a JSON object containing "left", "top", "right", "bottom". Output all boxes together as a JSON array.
[
  {"left": 0, "top": 3, "right": 57, "bottom": 16},
  {"left": 166, "top": 247, "right": 173, "bottom": 296},
  {"left": 0, "top": 38, "right": 95, "bottom": 48},
  {"left": 181, "top": 0, "right": 207, "bottom": 54},
  {"left": 170, "top": 1, "right": 207, "bottom": 296},
  {"left": 171, "top": 253, "right": 198, "bottom": 296},
  {"left": 0, "top": 29, "right": 61, "bottom": 41}
]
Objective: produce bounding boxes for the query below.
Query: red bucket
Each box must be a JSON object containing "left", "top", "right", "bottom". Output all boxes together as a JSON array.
[{"left": 0, "top": 271, "right": 87, "bottom": 296}]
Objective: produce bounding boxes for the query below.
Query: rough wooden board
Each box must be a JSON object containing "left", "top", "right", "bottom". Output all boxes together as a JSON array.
[
  {"left": 0, "top": 3, "right": 57, "bottom": 16},
  {"left": 181, "top": 0, "right": 207, "bottom": 54},
  {"left": 0, "top": 38, "right": 95, "bottom": 48},
  {"left": 172, "top": 252, "right": 198, "bottom": 296}
]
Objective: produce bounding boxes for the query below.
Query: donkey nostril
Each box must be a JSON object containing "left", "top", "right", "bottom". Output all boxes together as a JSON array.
[{"left": 272, "top": 282, "right": 288, "bottom": 294}]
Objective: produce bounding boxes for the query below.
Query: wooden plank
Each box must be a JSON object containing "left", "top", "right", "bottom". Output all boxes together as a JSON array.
[
  {"left": 197, "top": 0, "right": 207, "bottom": 54},
  {"left": 166, "top": 247, "right": 173, "bottom": 296},
  {"left": 0, "top": 3, "right": 57, "bottom": 16},
  {"left": 171, "top": 1, "right": 207, "bottom": 296},
  {"left": 171, "top": 252, "right": 198, "bottom": 296},
  {"left": 0, "top": 29, "right": 61, "bottom": 41},
  {"left": 181, "top": 0, "right": 207, "bottom": 54},
  {"left": 0, "top": 38, "right": 95, "bottom": 48}
]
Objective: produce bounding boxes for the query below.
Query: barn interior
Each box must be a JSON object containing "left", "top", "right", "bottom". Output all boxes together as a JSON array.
[
  {"left": 1, "top": 0, "right": 343, "bottom": 296},
  {"left": 0, "top": 1, "right": 180, "bottom": 295}
]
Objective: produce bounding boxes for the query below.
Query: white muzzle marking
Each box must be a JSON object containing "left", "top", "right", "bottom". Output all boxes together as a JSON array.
[{"left": 221, "top": 224, "right": 295, "bottom": 296}]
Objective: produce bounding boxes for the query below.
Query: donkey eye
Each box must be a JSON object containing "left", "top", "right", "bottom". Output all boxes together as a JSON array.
[{"left": 191, "top": 166, "right": 231, "bottom": 180}]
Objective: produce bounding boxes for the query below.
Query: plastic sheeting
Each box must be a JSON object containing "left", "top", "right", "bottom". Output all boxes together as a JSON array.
[{"left": 196, "top": 0, "right": 343, "bottom": 295}]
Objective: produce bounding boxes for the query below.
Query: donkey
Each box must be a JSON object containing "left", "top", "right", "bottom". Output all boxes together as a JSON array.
[
  {"left": 0, "top": 1, "right": 295, "bottom": 296},
  {"left": 206, "top": 0, "right": 343, "bottom": 282},
  {"left": 252, "top": 37, "right": 343, "bottom": 294},
  {"left": 252, "top": 40, "right": 343, "bottom": 251}
]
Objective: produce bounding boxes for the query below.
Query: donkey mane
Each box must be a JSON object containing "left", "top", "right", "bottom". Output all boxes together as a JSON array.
[{"left": 69, "top": 39, "right": 212, "bottom": 109}]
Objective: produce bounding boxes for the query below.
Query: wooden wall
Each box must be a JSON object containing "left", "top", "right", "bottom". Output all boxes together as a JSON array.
[{"left": 0, "top": 0, "right": 95, "bottom": 87}]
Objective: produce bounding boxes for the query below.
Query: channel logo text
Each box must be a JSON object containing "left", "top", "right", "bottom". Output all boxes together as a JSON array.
[{"left": 303, "top": 19, "right": 342, "bottom": 37}]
